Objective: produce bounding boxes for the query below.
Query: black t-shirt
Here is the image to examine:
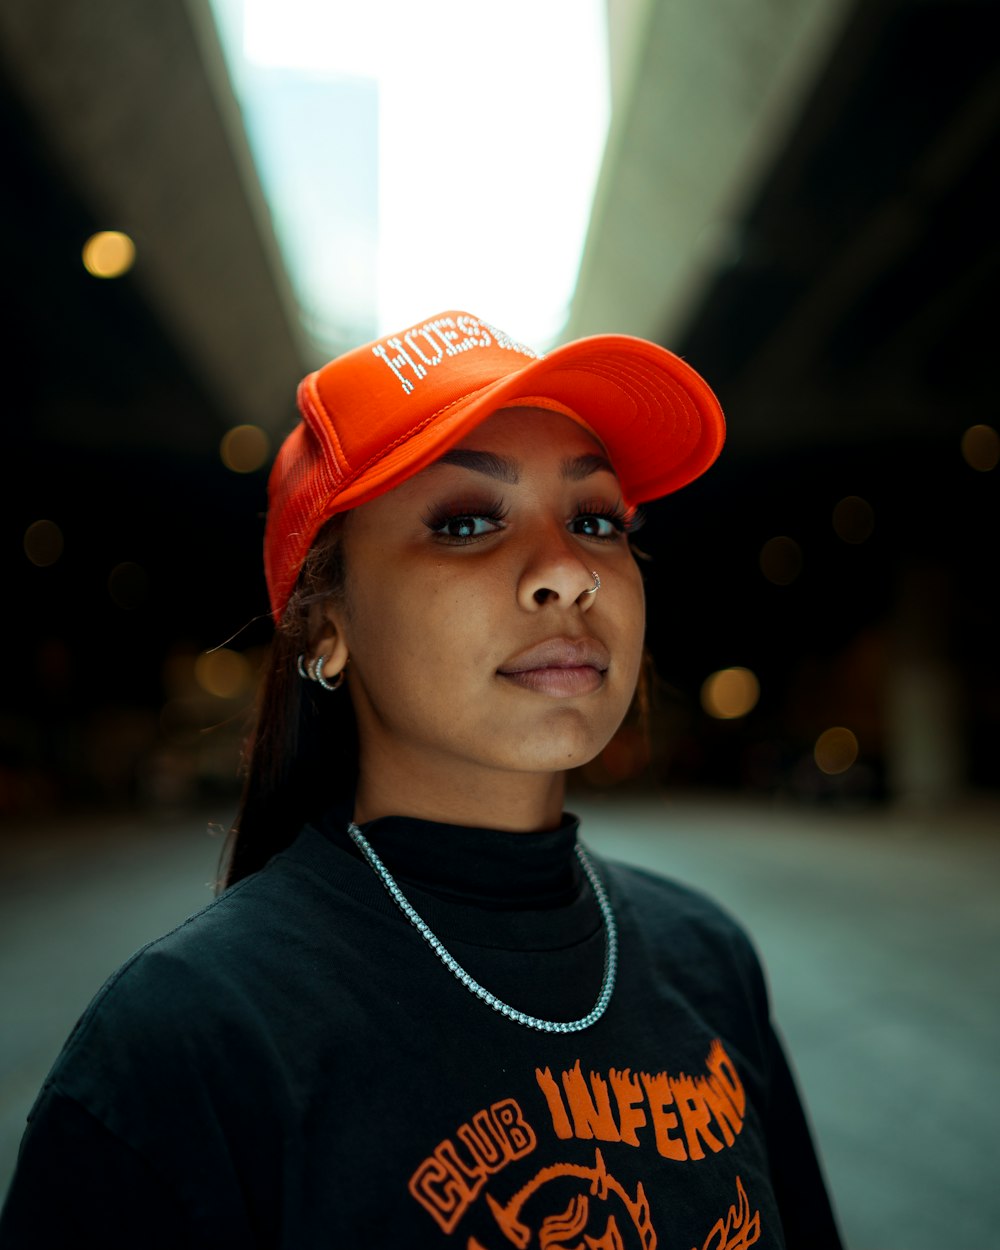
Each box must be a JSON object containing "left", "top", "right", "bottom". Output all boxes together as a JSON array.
[{"left": 0, "top": 812, "right": 843, "bottom": 1248}]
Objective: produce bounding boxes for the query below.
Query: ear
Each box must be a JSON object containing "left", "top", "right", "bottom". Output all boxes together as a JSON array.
[{"left": 305, "top": 598, "right": 350, "bottom": 683}]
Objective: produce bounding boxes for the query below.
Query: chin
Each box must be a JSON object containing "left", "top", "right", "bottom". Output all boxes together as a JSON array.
[{"left": 511, "top": 717, "right": 625, "bottom": 774}]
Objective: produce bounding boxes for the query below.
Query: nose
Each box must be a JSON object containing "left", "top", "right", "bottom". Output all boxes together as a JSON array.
[{"left": 517, "top": 526, "right": 600, "bottom": 611}]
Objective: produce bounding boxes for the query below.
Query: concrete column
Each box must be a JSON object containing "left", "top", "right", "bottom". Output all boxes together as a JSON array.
[{"left": 885, "top": 565, "right": 964, "bottom": 807}]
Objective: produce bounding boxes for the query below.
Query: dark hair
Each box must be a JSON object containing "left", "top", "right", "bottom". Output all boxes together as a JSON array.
[{"left": 220, "top": 516, "right": 356, "bottom": 889}]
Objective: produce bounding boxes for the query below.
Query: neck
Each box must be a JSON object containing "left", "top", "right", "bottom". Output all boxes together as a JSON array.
[{"left": 352, "top": 748, "right": 567, "bottom": 832}]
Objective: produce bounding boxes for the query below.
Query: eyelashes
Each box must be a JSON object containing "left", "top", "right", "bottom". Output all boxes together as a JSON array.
[
  {"left": 422, "top": 495, "right": 644, "bottom": 543},
  {"left": 574, "top": 498, "right": 645, "bottom": 536},
  {"left": 422, "top": 497, "right": 510, "bottom": 540},
  {"left": 624, "top": 506, "right": 645, "bottom": 534}
]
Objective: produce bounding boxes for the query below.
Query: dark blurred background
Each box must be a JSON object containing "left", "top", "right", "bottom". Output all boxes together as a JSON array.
[
  {"left": 1, "top": 1, "right": 998, "bottom": 1245},
  {"left": 1, "top": 0, "right": 997, "bottom": 817}
]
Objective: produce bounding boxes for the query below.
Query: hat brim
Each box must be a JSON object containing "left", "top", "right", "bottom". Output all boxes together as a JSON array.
[
  {"left": 320, "top": 333, "right": 724, "bottom": 515},
  {"left": 269, "top": 331, "right": 724, "bottom": 619}
]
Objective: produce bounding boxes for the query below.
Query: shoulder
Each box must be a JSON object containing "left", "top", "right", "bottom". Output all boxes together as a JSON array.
[
  {"left": 40, "top": 827, "right": 343, "bottom": 1103},
  {"left": 599, "top": 855, "right": 751, "bottom": 935},
  {"left": 597, "top": 855, "right": 769, "bottom": 997},
  {"left": 85, "top": 834, "right": 319, "bottom": 1004}
]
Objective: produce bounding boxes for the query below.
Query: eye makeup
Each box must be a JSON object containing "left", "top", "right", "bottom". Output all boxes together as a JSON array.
[
  {"left": 422, "top": 496, "right": 510, "bottom": 543},
  {"left": 420, "top": 495, "right": 644, "bottom": 545},
  {"left": 571, "top": 499, "right": 645, "bottom": 537}
]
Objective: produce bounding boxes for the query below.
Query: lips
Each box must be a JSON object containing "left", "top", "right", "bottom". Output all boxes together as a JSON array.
[
  {"left": 497, "top": 637, "right": 610, "bottom": 697},
  {"left": 499, "top": 637, "right": 610, "bottom": 674}
]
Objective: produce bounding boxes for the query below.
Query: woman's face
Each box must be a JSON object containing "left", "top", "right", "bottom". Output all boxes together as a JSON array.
[{"left": 321, "top": 407, "right": 646, "bottom": 808}]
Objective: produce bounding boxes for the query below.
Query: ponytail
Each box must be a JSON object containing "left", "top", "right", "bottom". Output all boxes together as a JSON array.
[{"left": 220, "top": 517, "right": 355, "bottom": 889}]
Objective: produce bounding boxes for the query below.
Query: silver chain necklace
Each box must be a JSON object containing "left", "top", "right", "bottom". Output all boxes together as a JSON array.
[{"left": 347, "top": 822, "right": 618, "bottom": 1033}]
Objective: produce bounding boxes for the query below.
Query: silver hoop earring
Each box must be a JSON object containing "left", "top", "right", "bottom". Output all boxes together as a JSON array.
[
  {"left": 582, "top": 571, "right": 601, "bottom": 597},
  {"left": 310, "top": 655, "right": 345, "bottom": 692},
  {"left": 297, "top": 654, "right": 310, "bottom": 679}
]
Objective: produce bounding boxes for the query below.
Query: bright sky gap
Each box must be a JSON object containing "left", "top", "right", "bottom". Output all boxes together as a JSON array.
[{"left": 208, "top": 0, "right": 610, "bottom": 358}]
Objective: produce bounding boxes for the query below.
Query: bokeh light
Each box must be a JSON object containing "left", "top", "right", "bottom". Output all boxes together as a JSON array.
[
  {"left": 701, "top": 667, "right": 761, "bottom": 720},
  {"left": 220, "top": 424, "right": 271, "bottom": 474},
  {"left": 82, "top": 230, "right": 136, "bottom": 278},
  {"left": 108, "top": 562, "right": 149, "bottom": 610},
  {"left": 23, "top": 519, "right": 64, "bottom": 567},
  {"left": 759, "top": 536, "right": 802, "bottom": 585},
  {"left": 960, "top": 424, "right": 998, "bottom": 472},
  {"left": 194, "top": 648, "right": 254, "bottom": 699},
  {"left": 832, "top": 495, "right": 874, "bottom": 544},
  {"left": 814, "top": 726, "right": 859, "bottom": 775}
]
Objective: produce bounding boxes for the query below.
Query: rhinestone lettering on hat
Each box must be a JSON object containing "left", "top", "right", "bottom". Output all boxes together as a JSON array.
[
  {"left": 478, "top": 318, "right": 539, "bottom": 358},
  {"left": 370, "top": 315, "right": 541, "bottom": 395},
  {"left": 404, "top": 328, "right": 444, "bottom": 369}
]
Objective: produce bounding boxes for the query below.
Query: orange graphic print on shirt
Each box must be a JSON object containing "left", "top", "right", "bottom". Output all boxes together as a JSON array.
[
  {"left": 474, "top": 1147, "right": 654, "bottom": 1249},
  {"left": 409, "top": 1099, "right": 538, "bottom": 1234},
  {"left": 535, "top": 1041, "right": 745, "bottom": 1162},
  {"left": 692, "top": 1176, "right": 760, "bottom": 1250},
  {"left": 408, "top": 1040, "right": 760, "bottom": 1248}
]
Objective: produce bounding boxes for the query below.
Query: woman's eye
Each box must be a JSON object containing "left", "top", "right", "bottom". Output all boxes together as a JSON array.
[
  {"left": 434, "top": 514, "right": 504, "bottom": 540},
  {"left": 571, "top": 514, "right": 621, "bottom": 539},
  {"left": 423, "top": 497, "right": 509, "bottom": 543}
]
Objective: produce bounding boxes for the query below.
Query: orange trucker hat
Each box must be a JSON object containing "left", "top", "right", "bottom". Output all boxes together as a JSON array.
[{"left": 265, "top": 310, "right": 725, "bottom": 621}]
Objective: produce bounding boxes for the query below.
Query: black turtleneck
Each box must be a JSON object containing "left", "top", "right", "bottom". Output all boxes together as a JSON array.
[{"left": 322, "top": 808, "right": 584, "bottom": 910}]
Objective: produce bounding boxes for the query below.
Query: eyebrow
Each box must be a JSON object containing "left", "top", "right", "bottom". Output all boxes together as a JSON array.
[
  {"left": 434, "top": 449, "right": 519, "bottom": 484},
  {"left": 432, "top": 449, "right": 616, "bottom": 484},
  {"left": 561, "top": 452, "right": 616, "bottom": 482}
]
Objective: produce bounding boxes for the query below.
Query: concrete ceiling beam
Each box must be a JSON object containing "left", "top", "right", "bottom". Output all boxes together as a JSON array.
[
  {"left": 567, "top": 0, "right": 856, "bottom": 346},
  {"left": 0, "top": 0, "right": 308, "bottom": 433}
]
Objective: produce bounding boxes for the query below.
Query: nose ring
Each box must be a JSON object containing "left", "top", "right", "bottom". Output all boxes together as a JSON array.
[{"left": 582, "top": 571, "right": 601, "bottom": 597}]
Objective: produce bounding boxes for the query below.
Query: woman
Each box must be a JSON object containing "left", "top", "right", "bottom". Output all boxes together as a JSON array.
[{"left": 0, "top": 311, "right": 842, "bottom": 1247}]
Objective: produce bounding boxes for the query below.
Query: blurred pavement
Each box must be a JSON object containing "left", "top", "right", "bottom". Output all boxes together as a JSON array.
[{"left": 1, "top": 795, "right": 997, "bottom": 1249}]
